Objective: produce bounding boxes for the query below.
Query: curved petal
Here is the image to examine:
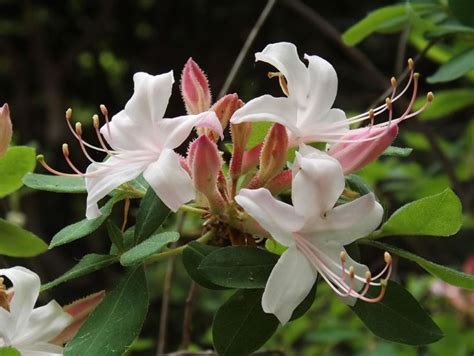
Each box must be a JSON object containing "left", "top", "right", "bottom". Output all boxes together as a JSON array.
[
  {"left": 295, "top": 108, "right": 349, "bottom": 145},
  {"left": 18, "top": 342, "right": 64, "bottom": 356},
  {"left": 157, "top": 111, "right": 223, "bottom": 149},
  {"left": 308, "top": 193, "right": 383, "bottom": 245},
  {"left": 262, "top": 247, "right": 316, "bottom": 324},
  {"left": 298, "top": 54, "right": 338, "bottom": 126},
  {"left": 125, "top": 71, "right": 174, "bottom": 123},
  {"left": 292, "top": 146, "right": 344, "bottom": 222},
  {"left": 14, "top": 300, "right": 71, "bottom": 345},
  {"left": 255, "top": 42, "right": 309, "bottom": 107},
  {"left": 230, "top": 95, "right": 299, "bottom": 134},
  {"left": 143, "top": 149, "right": 195, "bottom": 212},
  {"left": 235, "top": 188, "right": 304, "bottom": 247},
  {"left": 85, "top": 155, "right": 150, "bottom": 219},
  {"left": 0, "top": 267, "right": 40, "bottom": 334}
]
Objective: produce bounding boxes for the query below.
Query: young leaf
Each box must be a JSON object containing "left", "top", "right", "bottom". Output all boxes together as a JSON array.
[
  {"left": 49, "top": 196, "right": 121, "bottom": 248},
  {"left": 367, "top": 241, "right": 474, "bottom": 290},
  {"left": 345, "top": 174, "right": 373, "bottom": 196},
  {"left": 377, "top": 188, "right": 462, "bottom": 237},
  {"left": 182, "top": 241, "right": 226, "bottom": 290},
  {"left": 198, "top": 246, "right": 278, "bottom": 289},
  {"left": 106, "top": 221, "right": 124, "bottom": 253},
  {"left": 212, "top": 289, "right": 279, "bottom": 356},
  {"left": 428, "top": 46, "right": 474, "bottom": 83},
  {"left": 23, "top": 173, "right": 86, "bottom": 193},
  {"left": 382, "top": 146, "right": 413, "bottom": 157},
  {"left": 41, "top": 254, "right": 119, "bottom": 291},
  {"left": 0, "top": 218, "right": 47, "bottom": 257},
  {"left": 134, "top": 188, "right": 170, "bottom": 244},
  {"left": 64, "top": 266, "right": 149, "bottom": 356},
  {"left": 0, "top": 146, "right": 36, "bottom": 197},
  {"left": 120, "top": 232, "right": 179, "bottom": 266},
  {"left": 351, "top": 281, "right": 443, "bottom": 345}
]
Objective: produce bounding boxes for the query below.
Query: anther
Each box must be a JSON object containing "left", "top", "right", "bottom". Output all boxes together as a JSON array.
[
  {"left": 267, "top": 71, "right": 280, "bottom": 79},
  {"left": 100, "top": 104, "right": 108, "bottom": 117},
  {"left": 62, "top": 143, "right": 70, "bottom": 156},
  {"left": 427, "top": 92, "right": 434, "bottom": 102},
  {"left": 413, "top": 72, "right": 420, "bottom": 81},
  {"left": 365, "top": 271, "right": 372, "bottom": 282},
  {"left": 385, "top": 97, "right": 392, "bottom": 111},
  {"left": 390, "top": 77, "right": 397, "bottom": 88},
  {"left": 349, "top": 266, "right": 355, "bottom": 279},
  {"left": 384, "top": 252, "right": 392, "bottom": 264},
  {"left": 340, "top": 251, "right": 347, "bottom": 263},
  {"left": 92, "top": 114, "right": 100, "bottom": 129},
  {"left": 66, "top": 108, "right": 73, "bottom": 120},
  {"left": 75, "top": 122, "right": 83, "bottom": 136},
  {"left": 408, "top": 58, "right": 414, "bottom": 70}
]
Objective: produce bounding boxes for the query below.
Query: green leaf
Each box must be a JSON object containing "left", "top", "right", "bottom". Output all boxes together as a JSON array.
[
  {"left": 120, "top": 232, "right": 179, "bottom": 266},
  {"left": 182, "top": 242, "right": 226, "bottom": 290},
  {"left": 342, "top": 4, "right": 436, "bottom": 46},
  {"left": 0, "top": 146, "right": 36, "bottom": 197},
  {"left": 382, "top": 146, "right": 413, "bottom": 157},
  {"left": 245, "top": 121, "right": 272, "bottom": 150},
  {"left": 41, "top": 254, "right": 118, "bottom": 291},
  {"left": 23, "top": 173, "right": 86, "bottom": 193},
  {"left": 134, "top": 188, "right": 170, "bottom": 244},
  {"left": 367, "top": 241, "right": 474, "bottom": 290},
  {"left": 449, "top": 0, "right": 474, "bottom": 26},
  {"left": 64, "top": 266, "right": 149, "bottom": 356},
  {"left": 106, "top": 221, "right": 124, "bottom": 253},
  {"left": 199, "top": 246, "right": 278, "bottom": 289},
  {"left": 345, "top": 174, "right": 373, "bottom": 196},
  {"left": 415, "top": 89, "right": 474, "bottom": 121},
  {"left": 212, "top": 289, "right": 279, "bottom": 356},
  {"left": 50, "top": 196, "right": 121, "bottom": 248},
  {"left": 0, "top": 347, "right": 21, "bottom": 356},
  {"left": 351, "top": 281, "right": 443, "bottom": 345},
  {"left": 0, "top": 218, "right": 47, "bottom": 257},
  {"left": 428, "top": 46, "right": 474, "bottom": 83},
  {"left": 377, "top": 188, "right": 462, "bottom": 237}
]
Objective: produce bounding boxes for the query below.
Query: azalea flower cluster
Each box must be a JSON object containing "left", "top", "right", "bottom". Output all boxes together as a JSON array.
[{"left": 38, "top": 42, "right": 433, "bottom": 324}]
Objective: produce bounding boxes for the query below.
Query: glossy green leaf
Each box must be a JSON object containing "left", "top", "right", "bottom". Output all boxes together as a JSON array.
[
  {"left": 120, "top": 232, "right": 179, "bottom": 266},
  {"left": 64, "top": 267, "right": 149, "bottom": 356},
  {"left": 345, "top": 174, "right": 373, "bottom": 196},
  {"left": 50, "top": 196, "right": 121, "bottom": 248},
  {"left": 342, "top": 4, "right": 436, "bottom": 46},
  {"left": 382, "top": 146, "right": 413, "bottom": 157},
  {"left": 0, "top": 146, "right": 36, "bottom": 197},
  {"left": 377, "top": 188, "right": 462, "bottom": 237},
  {"left": 106, "top": 221, "right": 124, "bottom": 253},
  {"left": 134, "top": 188, "right": 170, "bottom": 244},
  {"left": 182, "top": 242, "right": 226, "bottom": 290},
  {"left": 23, "top": 173, "right": 86, "bottom": 193},
  {"left": 351, "top": 281, "right": 443, "bottom": 345},
  {"left": 42, "top": 254, "right": 118, "bottom": 291},
  {"left": 416, "top": 89, "right": 474, "bottom": 121},
  {"left": 449, "top": 0, "right": 474, "bottom": 26},
  {"left": 212, "top": 289, "right": 279, "bottom": 356},
  {"left": 428, "top": 46, "right": 474, "bottom": 83},
  {"left": 0, "top": 348, "right": 21, "bottom": 356},
  {"left": 245, "top": 121, "right": 271, "bottom": 150},
  {"left": 0, "top": 218, "right": 47, "bottom": 257},
  {"left": 368, "top": 241, "right": 474, "bottom": 290},
  {"left": 199, "top": 246, "right": 278, "bottom": 289}
]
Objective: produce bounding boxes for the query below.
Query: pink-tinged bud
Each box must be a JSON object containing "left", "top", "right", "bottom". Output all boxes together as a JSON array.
[
  {"left": 199, "top": 94, "right": 243, "bottom": 141},
  {"left": 328, "top": 125, "right": 399, "bottom": 174},
  {"left": 250, "top": 123, "right": 288, "bottom": 188},
  {"left": 51, "top": 291, "right": 105, "bottom": 345},
  {"left": 180, "top": 58, "right": 211, "bottom": 115},
  {"left": 0, "top": 103, "right": 12, "bottom": 158},
  {"left": 229, "top": 121, "right": 252, "bottom": 184},
  {"left": 264, "top": 170, "right": 292, "bottom": 195},
  {"left": 241, "top": 143, "right": 262, "bottom": 174},
  {"left": 188, "top": 135, "right": 225, "bottom": 213}
]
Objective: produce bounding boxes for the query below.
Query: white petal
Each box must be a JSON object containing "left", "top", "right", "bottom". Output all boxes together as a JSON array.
[
  {"left": 14, "top": 300, "right": 72, "bottom": 345},
  {"left": 85, "top": 155, "right": 150, "bottom": 219},
  {"left": 262, "top": 247, "right": 316, "bottom": 325},
  {"left": 143, "top": 148, "right": 195, "bottom": 211},
  {"left": 18, "top": 342, "right": 64, "bottom": 356},
  {"left": 230, "top": 95, "right": 299, "bottom": 134},
  {"left": 295, "top": 108, "right": 349, "bottom": 145},
  {"left": 255, "top": 42, "right": 309, "bottom": 107},
  {"left": 125, "top": 71, "right": 174, "bottom": 123},
  {"left": 157, "top": 111, "right": 223, "bottom": 149},
  {"left": 235, "top": 188, "right": 303, "bottom": 246},
  {"left": 0, "top": 267, "right": 40, "bottom": 334},
  {"left": 292, "top": 147, "right": 345, "bottom": 221},
  {"left": 310, "top": 193, "right": 383, "bottom": 245}
]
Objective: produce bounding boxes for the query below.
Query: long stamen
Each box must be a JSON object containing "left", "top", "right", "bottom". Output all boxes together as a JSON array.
[
  {"left": 75, "top": 123, "right": 97, "bottom": 163},
  {"left": 65, "top": 108, "right": 111, "bottom": 153},
  {"left": 100, "top": 104, "right": 112, "bottom": 140},
  {"left": 62, "top": 144, "right": 85, "bottom": 175},
  {"left": 93, "top": 115, "right": 115, "bottom": 155},
  {"left": 37, "top": 155, "right": 81, "bottom": 178}
]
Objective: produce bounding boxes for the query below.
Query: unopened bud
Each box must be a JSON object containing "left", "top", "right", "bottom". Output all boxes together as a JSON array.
[
  {"left": 180, "top": 58, "right": 211, "bottom": 114},
  {"left": 210, "top": 94, "right": 242, "bottom": 137},
  {"left": 188, "top": 135, "right": 225, "bottom": 213},
  {"left": 0, "top": 103, "right": 12, "bottom": 158},
  {"left": 229, "top": 120, "right": 252, "bottom": 180}
]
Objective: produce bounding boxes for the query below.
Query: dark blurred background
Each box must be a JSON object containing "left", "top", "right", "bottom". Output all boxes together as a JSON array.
[{"left": 1, "top": 0, "right": 473, "bottom": 354}]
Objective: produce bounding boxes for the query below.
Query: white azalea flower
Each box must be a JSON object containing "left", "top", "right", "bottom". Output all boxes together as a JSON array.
[
  {"left": 235, "top": 145, "right": 391, "bottom": 324},
  {"left": 230, "top": 42, "right": 349, "bottom": 145},
  {"left": 0, "top": 266, "right": 72, "bottom": 355}
]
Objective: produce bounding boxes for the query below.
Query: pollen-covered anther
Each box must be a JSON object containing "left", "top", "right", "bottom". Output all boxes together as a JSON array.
[
  {"left": 75, "top": 122, "right": 83, "bottom": 136},
  {"left": 427, "top": 91, "right": 434, "bottom": 102},
  {"left": 384, "top": 251, "right": 392, "bottom": 264},
  {"left": 408, "top": 58, "right": 414, "bottom": 70},
  {"left": 65, "top": 108, "right": 73, "bottom": 121},
  {"left": 267, "top": 71, "right": 289, "bottom": 96},
  {"left": 100, "top": 104, "right": 108, "bottom": 118},
  {"left": 390, "top": 76, "right": 397, "bottom": 88}
]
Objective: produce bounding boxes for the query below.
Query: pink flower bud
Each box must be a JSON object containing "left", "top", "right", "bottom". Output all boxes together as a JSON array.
[
  {"left": 0, "top": 103, "right": 12, "bottom": 158},
  {"left": 50, "top": 290, "right": 105, "bottom": 345},
  {"left": 328, "top": 125, "right": 399, "bottom": 174},
  {"left": 188, "top": 135, "right": 225, "bottom": 212},
  {"left": 180, "top": 58, "right": 211, "bottom": 114},
  {"left": 199, "top": 94, "right": 243, "bottom": 141},
  {"left": 229, "top": 120, "right": 251, "bottom": 180},
  {"left": 241, "top": 143, "right": 262, "bottom": 174},
  {"left": 250, "top": 123, "right": 288, "bottom": 187},
  {"left": 264, "top": 170, "right": 292, "bottom": 195}
]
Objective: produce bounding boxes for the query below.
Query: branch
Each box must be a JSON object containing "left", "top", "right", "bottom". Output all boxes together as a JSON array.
[{"left": 179, "top": 281, "right": 199, "bottom": 350}]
